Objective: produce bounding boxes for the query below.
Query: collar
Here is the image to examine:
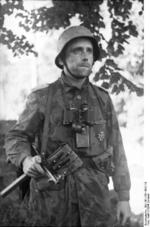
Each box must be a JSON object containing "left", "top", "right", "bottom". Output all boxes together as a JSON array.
[{"left": 59, "top": 72, "right": 89, "bottom": 92}]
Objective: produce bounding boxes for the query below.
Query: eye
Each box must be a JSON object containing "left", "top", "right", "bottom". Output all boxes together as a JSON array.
[
  {"left": 87, "top": 47, "right": 93, "bottom": 54},
  {"left": 72, "top": 47, "right": 82, "bottom": 55}
]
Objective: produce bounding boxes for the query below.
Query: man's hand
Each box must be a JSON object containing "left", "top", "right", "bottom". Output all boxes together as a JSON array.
[
  {"left": 117, "top": 201, "right": 131, "bottom": 226},
  {"left": 23, "top": 155, "right": 45, "bottom": 178}
]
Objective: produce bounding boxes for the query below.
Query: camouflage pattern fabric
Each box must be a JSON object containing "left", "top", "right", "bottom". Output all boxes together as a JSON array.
[{"left": 5, "top": 73, "right": 131, "bottom": 227}]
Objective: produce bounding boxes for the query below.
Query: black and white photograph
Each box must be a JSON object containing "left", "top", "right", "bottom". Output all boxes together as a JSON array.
[{"left": 0, "top": 0, "right": 145, "bottom": 226}]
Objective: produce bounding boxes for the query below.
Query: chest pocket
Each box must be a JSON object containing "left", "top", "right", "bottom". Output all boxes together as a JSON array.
[
  {"left": 88, "top": 89, "right": 107, "bottom": 155},
  {"left": 90, "top": 120, "right": 107, "bottom": 155},
  {"left": 90, "top": 85, "right": 109, "bottom": 155}
]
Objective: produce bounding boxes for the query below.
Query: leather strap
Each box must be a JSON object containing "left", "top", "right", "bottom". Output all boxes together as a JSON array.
[{"left": 41, "top": 81, "right": 58, "bottom": 158}]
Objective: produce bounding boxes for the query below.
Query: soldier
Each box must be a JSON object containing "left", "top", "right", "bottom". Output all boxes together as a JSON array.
[{"left": 5, "top": 26, "right": 131, "bottom": 227}]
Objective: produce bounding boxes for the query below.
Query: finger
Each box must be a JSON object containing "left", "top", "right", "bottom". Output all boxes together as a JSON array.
[
  {"left": 117, "top": 212, "right": 124, "bottom": 225},
  {"left": 26, "top": 163, "right": 44, "bottom": 178},
  {"left": 120, "top": 214, "right": 127, "bottom": 226},
  {"left": 116, "top": 208, "right": 120, "bottom": 222},
  {"left": 29, "top": 167, "right": 44, "bottom": 178},
  {"left": 35, "top": 163, "right": 45, "bottom": 175},
  {"left": 25, "top": 169, "right": 39, "bottom": 178}
]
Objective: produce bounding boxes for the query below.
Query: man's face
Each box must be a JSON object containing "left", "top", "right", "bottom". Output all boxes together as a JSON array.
[{"left": 63, "top": 38, "right": 94, "bottom": 78}]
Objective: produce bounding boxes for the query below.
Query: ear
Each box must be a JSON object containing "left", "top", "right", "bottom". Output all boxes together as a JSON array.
[{"left": 58, "top": 57, "right": 64, "bottom": 68}]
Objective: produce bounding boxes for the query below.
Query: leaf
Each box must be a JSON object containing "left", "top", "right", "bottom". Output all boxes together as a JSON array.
[
  {"left": 0, "top": 0, "right": 144, "bottom": 97},
  {"left": 111, "top": 84, "right": 119, "bottom": 94},
  {"left": 107, "top": 39, "right": 115, "bottom": 55},
  {"left": 113, "top": 44, "right": 125, "bottom": 57},
  {"left": 135, "top": 87, "right": 144, "bottom": 96},
  {"left": 119, "top": 83, "right": 125, "bottom": 92},
  {"left": 101, "top": 82, "right": 109, "bottom": 90},
  {"left": 99, "top": 44, "right": 107, "bottom": 59},
  {"left": 1, "top": 27, "right": 37, "bottom": 57},
  {"left": 94, "top": 72, "right": 100, "bottom": 82},
  {"left": 93, "top": 66, "right": 109, "bottom": 82},
  {"left": 105, "top": 59, "right": 118, "bottom": 69},
  {"left": 128, "top": 22, "right": 138, "bottom": 37},
  {"left": 110, "top": 72, "right": 122, "bottom": 84}
]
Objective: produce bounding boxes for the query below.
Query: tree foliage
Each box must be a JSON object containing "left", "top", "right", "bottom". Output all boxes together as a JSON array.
[
  {"left": 0, "top": 0, "right": 37, "bottom": 56},
  {"left": 0, "top": 0, "right": 144, "bottom": 95}
]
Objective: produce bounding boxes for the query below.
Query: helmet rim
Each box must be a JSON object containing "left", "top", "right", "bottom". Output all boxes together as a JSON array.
[{"left": 55, "top": 26, "right": 100, "bottom": 69}]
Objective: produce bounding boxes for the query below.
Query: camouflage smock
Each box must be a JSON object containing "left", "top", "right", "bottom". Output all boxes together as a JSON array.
[{"left": 5, "top": 74, "right": 131, "bottom": 227}]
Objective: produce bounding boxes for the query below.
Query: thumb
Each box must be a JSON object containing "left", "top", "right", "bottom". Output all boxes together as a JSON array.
[
  {"left": 121, "top": 214, "right": 127, "bottom": 226},
  {"left": 116, "top": 207, "right": 121, "bottom": 222},
  {"left": 117, "top": 206, "right": 125, "bottom": 225},
  {"left": 32, "top": 155, "right": 42, "bottom": 164}
]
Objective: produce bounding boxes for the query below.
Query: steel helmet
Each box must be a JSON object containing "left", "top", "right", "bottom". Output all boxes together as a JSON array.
[{"left": 55, "top": 25, "right": 100, "bottom": 69}]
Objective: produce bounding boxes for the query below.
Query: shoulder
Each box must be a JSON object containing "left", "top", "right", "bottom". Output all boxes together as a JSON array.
[
  {"left": 90, "top": 83, "right": 114, "bottom": 114},
  {"left": 31, "top": 80, "right": 59, "bottom": 96},
  {"left": 25, "top": 84, "right": 50, "bottom": 107},
  {"left": 27, "top": 84, "right": 50, "bottom": 106},
  {"left": 28, "top": 80, "right": 60, "bottom": 104},
  {"left": 90, "top": 83, "right": 110, "bottom": 99},
  {"left": 31, "top": 83, "right": 50, "bottom": 95},
  {"left": 90, "top": 83, "right": 108, "bottom": 93},
  {"left": 96, "top": 85, "right": 109, "bottom": 94},
  {"left": 89, "top": 83, "right": 113, "bottom": 109}
]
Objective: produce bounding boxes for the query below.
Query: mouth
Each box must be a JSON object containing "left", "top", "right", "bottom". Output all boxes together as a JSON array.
[{"left": 79, "top": 64, "right": 90, "bottom": 68}]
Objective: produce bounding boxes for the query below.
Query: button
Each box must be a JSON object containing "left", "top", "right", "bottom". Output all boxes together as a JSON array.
[{"left": 76, "top": 95, "right": 81, "bottom": 100}]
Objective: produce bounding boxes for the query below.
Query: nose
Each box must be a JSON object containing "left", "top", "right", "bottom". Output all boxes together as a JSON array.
[{"left": 81, "top": 50, "right": 88, "bottom": 61}]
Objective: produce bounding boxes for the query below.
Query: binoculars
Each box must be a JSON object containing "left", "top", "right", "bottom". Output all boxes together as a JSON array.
[
  {"left": 63, "top": 103, "right": 91, "bottom": 148},
  {"left": 63, "top": 103, "right": 93, "bottom": 132}
]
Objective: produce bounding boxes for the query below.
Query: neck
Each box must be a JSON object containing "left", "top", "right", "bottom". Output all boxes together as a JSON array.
[{"left": 63, "top": 71, "right": 88, "bottom": 90}]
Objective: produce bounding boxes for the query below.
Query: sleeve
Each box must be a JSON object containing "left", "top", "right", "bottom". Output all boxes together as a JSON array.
[
  {"left": 5, "top": 91, "right": 45, "bottom": 168},
  {"left": 106, "top": 95, "right": 131, "bottom": 201}
]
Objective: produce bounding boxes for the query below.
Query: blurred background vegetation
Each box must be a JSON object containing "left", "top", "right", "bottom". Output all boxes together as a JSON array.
[{"left": 0, "top": 0, "right": 144, "bottom": 226}]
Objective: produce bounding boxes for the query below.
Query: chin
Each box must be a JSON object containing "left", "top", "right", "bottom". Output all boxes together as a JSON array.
[{"left": 78, "top": 69, "right": 91, "bottom": 77}]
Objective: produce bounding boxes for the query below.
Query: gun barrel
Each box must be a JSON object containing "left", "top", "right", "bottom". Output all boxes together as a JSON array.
[{"left": 0, "top": 173, "right": 28, "bottom": 198}]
